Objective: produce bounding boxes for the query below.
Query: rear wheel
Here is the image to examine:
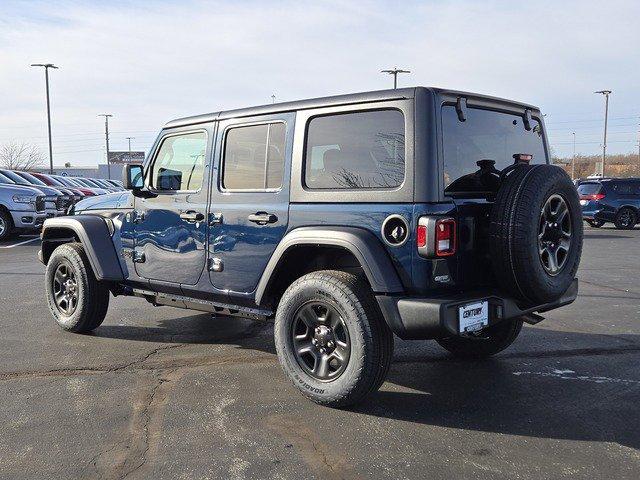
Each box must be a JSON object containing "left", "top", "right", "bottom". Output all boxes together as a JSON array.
[
  {"left": 436, "top": 318, "right": 523, "bottom": 358},
  {"left": 274, "top": 270, "right": 393, "bottom": 408},
  {"left": 586, "top": 219, "right": 604, "bottom": 228},
  {"left": 0, "top": 210, "right": 14, "bottom": 241},
  {"left": 45, "top": 242, "right": 110, "bottom": 333},
  {"left": 614, "top": 208, "right": 636, "bottom": 230}
]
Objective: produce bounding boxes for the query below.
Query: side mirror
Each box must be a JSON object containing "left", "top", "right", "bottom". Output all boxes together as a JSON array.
[{"left": 123, "top": 164, "right": 144, "bottom": 190}]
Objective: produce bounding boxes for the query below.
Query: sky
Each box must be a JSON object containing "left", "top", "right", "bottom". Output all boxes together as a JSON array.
[{"left": 0, "top": 0, "right": 639, "bottom": 167}]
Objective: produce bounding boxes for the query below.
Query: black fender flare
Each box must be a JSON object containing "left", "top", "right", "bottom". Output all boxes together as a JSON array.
[
  {"left": 255, "top": 226, "right": 404, "bottom": 305},
  {"left": 39, "top": 216, "right": 124, "bottom": 282}
]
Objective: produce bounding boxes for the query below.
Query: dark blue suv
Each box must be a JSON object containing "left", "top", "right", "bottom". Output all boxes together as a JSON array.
[
  {"left": 579, "top": 178, "right": 640, "bottom": 229},
  {"left": 38, "top": 87, "right": 583, "bottom": 406}
]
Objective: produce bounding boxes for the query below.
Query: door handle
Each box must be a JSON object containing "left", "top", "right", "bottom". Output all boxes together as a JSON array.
[
  {"left": 180, "top": 210, "right": 205, "bottom": 223},
  {"left": 248, "top": 212, "right": 278, "bottom": 225}
]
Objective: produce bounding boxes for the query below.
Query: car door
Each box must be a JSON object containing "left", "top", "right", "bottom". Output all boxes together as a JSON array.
[
  {"left": 133, "top": 125, "right": 213, "bottom": 286},
  {"left": 208, "top": 113, "right": 294, "bottom": 301}
]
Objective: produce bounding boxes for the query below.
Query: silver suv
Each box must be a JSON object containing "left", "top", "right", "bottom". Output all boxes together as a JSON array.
[{"left": 0, "top": 183, "right": 47, "bottom": 241}]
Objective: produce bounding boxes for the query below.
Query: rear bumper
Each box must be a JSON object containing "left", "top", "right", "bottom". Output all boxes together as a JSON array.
[{"left": 377, "top": 279, "right": 579, "bottom": 340}]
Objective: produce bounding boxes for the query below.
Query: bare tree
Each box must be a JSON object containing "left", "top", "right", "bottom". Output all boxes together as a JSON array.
[{"left": 0, "top": 142, "right": 45, "bottom": 170}]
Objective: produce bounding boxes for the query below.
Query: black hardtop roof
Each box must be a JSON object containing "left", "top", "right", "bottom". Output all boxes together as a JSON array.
[{"left": 164, "top": 86, "right": 541, "bottom": 129}]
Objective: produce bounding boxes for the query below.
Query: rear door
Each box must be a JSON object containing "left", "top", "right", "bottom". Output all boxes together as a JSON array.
[{"left": 208, "top": 113, "right": 294, "bottom": 300}]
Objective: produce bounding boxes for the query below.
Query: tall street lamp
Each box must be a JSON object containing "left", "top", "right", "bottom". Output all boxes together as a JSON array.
[
  {"left": 381, "top": 67, "right": 411, "bottom": 89},
  {"left": 98, "top": 114, "right": 113, "bottom": 179},
  {"left": 572, "top": 132, "right": 576, "bottom": 179},
  {"left": 30, "top": 63, "right": 58, "bottom": 173},
  {"left": 594, "top": 90, "right": 612, "bottom": 176}
]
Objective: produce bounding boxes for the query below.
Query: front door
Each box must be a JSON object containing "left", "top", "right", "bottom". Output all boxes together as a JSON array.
[
  {"left": 208, "top": 113, "right": 294, "bottom": 301},
  {"left": 133, "top": 125, "right": 213, "bottom": 286}
]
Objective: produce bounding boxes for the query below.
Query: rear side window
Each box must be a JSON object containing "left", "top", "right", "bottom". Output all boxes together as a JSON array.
[
  {"left": 151, "top": 132, "right": 207, "bottom": 191},
  {"left": 577, "top": 183, "right": 602, "bottom": 195},
  {"left": 612, "top": 182, "right": 634, "bottom": 194},
  {"left": 222, "top": 123, "right": 286, "bottom": 190},
  {"left": 304, "top": 109, "right": 405, "bottom": 190}
]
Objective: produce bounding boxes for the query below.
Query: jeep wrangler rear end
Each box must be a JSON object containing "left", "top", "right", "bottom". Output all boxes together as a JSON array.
[{"left": 39, "top": 87, "right": 582, "bottom": 407}]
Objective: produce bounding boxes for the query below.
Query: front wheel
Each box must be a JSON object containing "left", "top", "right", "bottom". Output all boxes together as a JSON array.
[
  {"left": 436, "top": 318, "right": 523, "bottom": 359},
  {"left": 45, "top": 242, "right": 110, "bottom": 333},
  {"left": 0, "top": 210, "right": 14, "bottom": 241},
  {"left": 274, "top": 270, "right": 393, "bottom": 408}
]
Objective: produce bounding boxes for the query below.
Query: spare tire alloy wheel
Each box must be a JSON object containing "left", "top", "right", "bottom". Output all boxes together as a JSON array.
[
  {"left": 291, "top": 302, "right": 350, "bottom": 381},
  {"left": 538, "top": 194, "right": 572, "bottom": 276},
  {"left": 489, "top": 164, "right": 583, "bottom": 305}
]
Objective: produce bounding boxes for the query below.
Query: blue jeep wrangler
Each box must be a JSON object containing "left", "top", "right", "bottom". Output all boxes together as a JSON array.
[{"left": 39, "top": 87, "right": 582, "bottom": 407}]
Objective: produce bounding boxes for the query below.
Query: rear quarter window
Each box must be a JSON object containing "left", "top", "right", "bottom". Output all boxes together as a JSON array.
[{"left": 304, "top": 109, "right": 405, "bottom": 190}]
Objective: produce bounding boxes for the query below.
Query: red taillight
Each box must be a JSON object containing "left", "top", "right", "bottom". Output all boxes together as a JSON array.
[
  {"left": 579, "top": 193, "right": 605, "bottom": 201},
  {"left": 435, "top": 218, "right": 456, "bottom": 256},
  {"left": 416, "top": 225, "right": 427, "bottom": 248}
]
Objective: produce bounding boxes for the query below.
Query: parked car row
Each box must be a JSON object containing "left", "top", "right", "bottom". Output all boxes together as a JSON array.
[
  {"left": 0, "top": 170, "right": 124, "bottom": 241},
  {"left": 579, "top": 177, "right": 640, "bottom": 229}
]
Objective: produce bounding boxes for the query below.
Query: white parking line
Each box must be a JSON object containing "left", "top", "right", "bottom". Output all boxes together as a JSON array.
[{"left": 0, "top": 237, "right": 40, "bottom": 249}]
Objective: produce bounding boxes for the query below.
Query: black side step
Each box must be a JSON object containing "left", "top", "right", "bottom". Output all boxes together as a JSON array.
[{"left": 131, "top": 288, "right": 273, "bottom": 321}]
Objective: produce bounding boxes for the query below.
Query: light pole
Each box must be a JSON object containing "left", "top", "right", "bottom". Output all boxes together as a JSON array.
[
  {"left": 126, "top": 137, "right": 134, "bottom": 153},
  {"left": 381, "top": 67, "right": 411, "bottom": 89},
  {"left": 271, "top": 94, "right": 276, "bottom": 104},
  {"left": 30, "top": 63, "right": 58, "bottom": 173},
  {"left": 594, "top": 90, "right": 612, "bottom": 177},
  {"left": 572, "top": 132, "right": 576, "bottom": 179},
  {"left": 99, "top": 114, "right": 113, "bottom": 179}
]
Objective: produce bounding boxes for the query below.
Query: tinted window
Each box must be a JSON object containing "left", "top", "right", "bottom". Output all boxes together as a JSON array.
[
  {"left": 304, "top": 110, "right": 405, "bottom": 190},
  {"left": 16, "top": 172, "right": 47, "bottom": 186},
  {"left": 612, "top": 182, "right": 633, "bottom": 194},
  {"left": 151, "top": 132, "right": 207, "bottom": 191},
  {"left": 222, "top": 123, "right": 285, "bottom": 190},
  {"left": 577, "top": 183, "right": 602, "bottom": 195},
  {"left": 442, "top": 106, "right": 547, "bottom": 195},
  {"left": 0, "top": 169, "right": 31, "bottom": 186}
]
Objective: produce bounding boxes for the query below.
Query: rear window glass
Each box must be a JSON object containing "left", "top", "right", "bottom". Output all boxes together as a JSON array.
[
  {"left": 304, "top": 110, "right": 405, "bottom": 190},
  {"left": 577, "top": 183, "right": 602, "bottom": 195},
  {"left": 222, "top": 123, "right": 286, "bottom": 190},
  {"left": 442, "top": 106, "right": 547, "bottom": 195}
]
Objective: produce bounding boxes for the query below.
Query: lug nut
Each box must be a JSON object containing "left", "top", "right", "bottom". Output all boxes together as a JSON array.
[
  {"left": 327, "top": 341, "right": 334, "bottom": 348},
  {"left": 312, "top": 339, "right": 317, "bottom": 346}
]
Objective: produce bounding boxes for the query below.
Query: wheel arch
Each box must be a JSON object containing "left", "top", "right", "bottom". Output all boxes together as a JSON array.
[
  {"left": 40, "top": 216, "right": 124, "bottom": 282},
  {"left": 255, "top": 226, "right": 404, "bottom": 307}
]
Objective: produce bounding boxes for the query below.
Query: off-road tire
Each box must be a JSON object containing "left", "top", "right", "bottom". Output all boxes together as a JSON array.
[
  {"left": 274, "top": 270, "right": 393, "bottom": 408},
  {"left": 489, "top": 164, "right": 583, "bottom": 305},
  {"left": 586, "top": 219, "right": 604, "bottom": 228},
  {"left": 614, "top": 208, "right": 636, "bottom": 230},
  {"left": 436, "top": 318, "right": 523, "bottom": 358},
  {"left": 45, "top": 242, "right": 109, "bottom": 333},
  {"left": 0, "top": 209, "right": 14, "bottom": 241}
]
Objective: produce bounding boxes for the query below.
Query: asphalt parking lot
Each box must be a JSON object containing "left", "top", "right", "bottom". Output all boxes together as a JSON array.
[{"left": 0, "top": 227, "right": 639, "bottom": 480}]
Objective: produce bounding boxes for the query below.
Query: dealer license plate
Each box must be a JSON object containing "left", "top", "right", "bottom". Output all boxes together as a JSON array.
[{"left": 458, "top": 301, "right": 489, "bottom": 333}]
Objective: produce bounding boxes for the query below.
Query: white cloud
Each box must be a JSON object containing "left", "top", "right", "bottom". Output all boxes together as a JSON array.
[{"left": 0, "top": 0, "right": 638, "bottom": 165}]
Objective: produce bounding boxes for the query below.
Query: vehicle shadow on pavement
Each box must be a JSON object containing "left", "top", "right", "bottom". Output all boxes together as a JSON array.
[
  {"left": 360, "top": 329, "right": 640, "bottom": 451},
  {"left": 93, "top": 313, "right": 276, "bottom": 352}
]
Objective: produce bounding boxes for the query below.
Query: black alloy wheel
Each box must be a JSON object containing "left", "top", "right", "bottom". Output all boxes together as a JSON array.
[
  {"left": 538, "top": 194, "right": 572, "bottom": 276},
  {"left": 291, "top": 301, "right": 351, "bottom": 381}
]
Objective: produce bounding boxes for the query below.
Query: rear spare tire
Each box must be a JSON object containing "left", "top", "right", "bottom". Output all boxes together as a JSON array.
[{"left": 489, "top": 164, "right": 582, "bottom": 305}]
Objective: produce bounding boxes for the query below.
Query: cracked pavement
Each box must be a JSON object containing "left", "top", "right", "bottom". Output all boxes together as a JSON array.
[{"left": 0, "top": 226, "right": 639, "bottom": 479}]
